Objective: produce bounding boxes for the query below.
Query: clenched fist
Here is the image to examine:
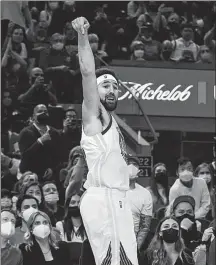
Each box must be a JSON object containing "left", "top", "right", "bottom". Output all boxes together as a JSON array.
[{"left": 71, "top": 17, "right": 90, "bottom": 35}]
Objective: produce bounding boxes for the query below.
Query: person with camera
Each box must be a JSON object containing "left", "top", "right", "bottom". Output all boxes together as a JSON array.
[
  {"left": 18, "top": 104, "right": 61, "bottom": 181},
  {"left": 18, "top": 67, "right": 57, "bottom": 116}
]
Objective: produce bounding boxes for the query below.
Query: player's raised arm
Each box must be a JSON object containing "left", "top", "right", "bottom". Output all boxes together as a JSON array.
[{"left": 72, "top": 17, "right": 102, "bottom": 136}]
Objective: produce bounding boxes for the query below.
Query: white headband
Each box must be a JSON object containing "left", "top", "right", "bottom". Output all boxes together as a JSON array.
[{"left": 97, "top": 74, "right": 118, "bottom": 86}]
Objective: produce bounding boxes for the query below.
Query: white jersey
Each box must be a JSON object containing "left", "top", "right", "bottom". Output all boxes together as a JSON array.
[{"left": 81, "top": 114, "right": 129, "bottom": 191}]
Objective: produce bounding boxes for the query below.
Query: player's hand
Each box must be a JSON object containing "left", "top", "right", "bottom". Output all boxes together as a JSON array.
[{"left": 72, "top": 17, "right": 90, "bottom": 35}]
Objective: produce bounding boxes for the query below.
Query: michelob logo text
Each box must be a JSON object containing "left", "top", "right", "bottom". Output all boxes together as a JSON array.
[{"left": 118, "top": 82, "right": 193, "bottom": 102}]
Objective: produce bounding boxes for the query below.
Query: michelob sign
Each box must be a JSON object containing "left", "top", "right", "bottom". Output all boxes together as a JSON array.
[{"left": 112, "top": 65, "right": 215, "bottom": 118}]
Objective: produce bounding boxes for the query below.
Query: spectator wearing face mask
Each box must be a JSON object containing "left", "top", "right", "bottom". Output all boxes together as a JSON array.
[
  {"left": 10, "top": 194, "right": 39, "bottom": 246},
  {"left": 164, "top": 23, "right": 200, "bottom": 62},
  {"left": 126, "top": 155, "right": 152, "bottom": 252},
  {"left": 196, "top": 45, "right": 214, "bottom": 64},
  {"left": 166, "top": 196, "right": 203, "bottom": 252},
  {"left": 130, "top": 40, "right": 145, "bottom": 60},
  {"left": 133, "top": 22, "right": 162, "bottom": 61},
  {"left": 169, "top": 157, "right": 211, "bottom": 219},
  {"left": 42, "top": 181, "right": 64, "bottom": 227},
  {"left": 139, "top": 216, "right": 195, "bottom": 265},
  {"left": 195, "top": 163, "right": 214, "bottom": 221},
  {"left": 39, "top": 33, "right": 77, "bottom": 102},
  {"left": 56, "top": 192, "right": 86, "bottom": 265},
  {"left": 147, "top": 163, "right": 169, "bottom": 217},
  {"left": 18, "top": 68, "right": 57, "bottom": 115},
  {"left": 19, "top": 211, "right": 70, "bottom": 265},
  {"left": 195, "top": 163, "right": 214, "bottom": 195},
  {"left": 1, "top": 209, "right": 23, "bottom": 265},
  {"left": 19, "top": 104, "right": 62, "bottom": 180},
  {"left": 1, "top": 189, "right": 13, "bottom": 210}
]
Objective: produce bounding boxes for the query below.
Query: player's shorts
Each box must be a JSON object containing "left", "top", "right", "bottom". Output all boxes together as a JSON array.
[{"left": 80, "top": 187, "right": 138, "bottom": 265}]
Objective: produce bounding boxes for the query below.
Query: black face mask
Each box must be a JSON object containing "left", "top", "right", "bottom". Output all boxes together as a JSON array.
[
  {"left": 180, "top": 179, "right": 193, "bottom": 188},
  {"left": 176, "top": 213, "right": 195, "bottom": 224},
  {"left": 68, "top": 206, "right": 80, "bottom": 218},
  {"left": 161, "top": 228, "right": 179, "bottom": 243},
  {"left": 36, "top": 113, "right": 49, "bottom": 125},
  {"left": 155, "top": 172, "right": 168, "bottom": 186}
]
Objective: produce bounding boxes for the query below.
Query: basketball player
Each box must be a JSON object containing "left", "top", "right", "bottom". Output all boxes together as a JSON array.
[{"left": 72, "top": 17, "right": 138, "bottom": 265}]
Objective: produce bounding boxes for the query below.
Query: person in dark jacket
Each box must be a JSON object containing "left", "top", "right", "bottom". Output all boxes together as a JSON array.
[
  {"left": 19, "top": 211, "right": 70, "bottom": 265},
  {"left": 18, "top": 104, "right": 61, "bottom": 180}
]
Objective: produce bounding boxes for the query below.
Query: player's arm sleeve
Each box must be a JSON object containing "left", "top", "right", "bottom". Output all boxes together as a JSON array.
[
  {"left": 195, "top": 180, "right": 211, "bottom": 219},
  {"left": 136, "top": 191, "right": 153, "bottom": 250}
]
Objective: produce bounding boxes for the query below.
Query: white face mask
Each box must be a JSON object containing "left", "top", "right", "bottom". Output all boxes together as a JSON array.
[
  {"left": 22, "top": 207, "right": 38, "bottom": 222},
  {"left": 179, "top": 170, "right": 193, "bottom": 182},
  {"left": 52, "top": 43, "right": 64, "bottom": 51},
  {"left": 33, "top": 224, "right": 50, "bottom": 239},
  {"left": 1, "top": 222, "right": 15, "bottom": 238},
  {"left": 199, "top": 173, "right": 211, "bottom": 184},
  {"left": 128, "top": 164, "right": 139, "bottom": 180},
  {"left": 44, "top": 193, "right": 59, "bottom": 204},
  {"left": 134, "top": 49, "right": 144, "bottom": 58}
]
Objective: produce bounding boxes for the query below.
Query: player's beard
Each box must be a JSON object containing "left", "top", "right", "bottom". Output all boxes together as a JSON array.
[{"left": 100, "top": 94, "right": 118, "bottom": 111}]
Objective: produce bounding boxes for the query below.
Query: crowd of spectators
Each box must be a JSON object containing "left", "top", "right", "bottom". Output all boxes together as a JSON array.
[{"left": 1, "top": 2, "right": 216, "bottom": 265}]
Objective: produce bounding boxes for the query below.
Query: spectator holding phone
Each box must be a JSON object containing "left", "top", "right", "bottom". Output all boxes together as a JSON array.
[
  {"left": 18, "top": 67, "right": 57, "bottom": 114},
  {"left": 133, "top": 22, "right": 161, "bottom": 61},
  {"left": 164, "top": 23, "right": 200, "bottom": 62}
]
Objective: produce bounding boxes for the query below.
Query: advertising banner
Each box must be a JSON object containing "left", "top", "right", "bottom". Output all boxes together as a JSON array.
[{"left": 111, "top": 66, "right": 215, "bottom": 118}]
